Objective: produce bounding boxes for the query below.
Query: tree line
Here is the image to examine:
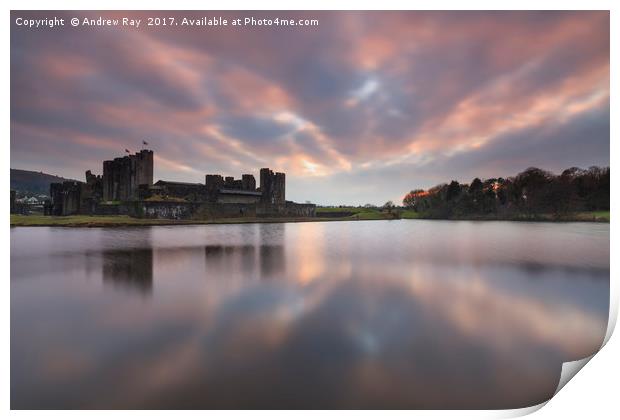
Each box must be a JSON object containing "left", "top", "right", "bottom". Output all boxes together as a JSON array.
[{"left": 402, "top": 166, "right": 609, "bottom": 219}]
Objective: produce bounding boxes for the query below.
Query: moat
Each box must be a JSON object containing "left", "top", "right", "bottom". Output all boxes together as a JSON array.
[{"left": 11, "top": 220, "right": 609, "bottom": 409}]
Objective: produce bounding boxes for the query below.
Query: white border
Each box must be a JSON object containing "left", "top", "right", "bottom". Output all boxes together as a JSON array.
[{"left": 3, "top": 1, "right": 617, "bottom": 419}]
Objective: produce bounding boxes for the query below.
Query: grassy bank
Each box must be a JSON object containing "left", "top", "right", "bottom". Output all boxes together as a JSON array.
[
  {"left": 9, "top": 214, "right": 327, "bottom": 227},
  {"left": 10, "top": 213, "right": 402, "bottom": 227},
  {"left": 10, "top": 211, "right": 402, "bottom": 227},
  {"left": 567, "top": 211, "right": 609, "bottom": 222},
  {"left": 410, "top": 210, "right": 609, "bottom": 223},
  {"left": 313, "top": 207, "right": 608, "bottom": 222},
  {"left": 316, "top": 207, "right": 407, "bottom": 220},
  {"left": 10, "top": 210, "right": 608, "bottom": 227}
]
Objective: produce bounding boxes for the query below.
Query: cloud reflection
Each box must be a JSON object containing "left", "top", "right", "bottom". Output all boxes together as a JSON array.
[{"left": 10, "top": 222, "right": 609, "bottom": 409}]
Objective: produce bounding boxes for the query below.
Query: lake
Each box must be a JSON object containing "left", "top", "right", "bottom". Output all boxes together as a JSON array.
[{"left": 10, "top": 220, "right": 609, "bottom": 409}]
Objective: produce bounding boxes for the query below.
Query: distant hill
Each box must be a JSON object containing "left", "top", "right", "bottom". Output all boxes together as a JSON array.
[{"left": 10, "top": 169, "right": 79, "bottom": 196}]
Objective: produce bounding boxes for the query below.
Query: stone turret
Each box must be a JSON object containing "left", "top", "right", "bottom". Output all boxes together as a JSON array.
[{"left": 259, "top": 168, "right": 285, "bottom": 204}]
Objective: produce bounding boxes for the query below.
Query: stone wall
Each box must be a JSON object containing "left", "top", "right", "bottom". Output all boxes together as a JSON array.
[
  {"left": 153, "top": 181, "right": 209, "bottom": 201},
  {"left": 95, "top": 200, "right": 316, "bottom": 220},
  {"left": 136, "top": 202, "right": 194, "bottom": 219},
  {"left": 49, "top": 181, "right": 82, "bottom": 215},
  {"left": 79, "top": 170, "right": 103, "bottom": 214},
  {"left": 93, "top": 203, "right": 122, "bottom": 215},
  {"left": 216, "top": 193, "right": 261, "bottom": 204},
  {"left": 257, "top": 201, "right": 316, "bottom": 217},
  {"left": 48, "top": 172, "right": 104, "bottom": 216}
]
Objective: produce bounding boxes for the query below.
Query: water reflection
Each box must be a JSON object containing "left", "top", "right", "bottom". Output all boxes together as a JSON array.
[
  {"left": 102, "top": 249, "right": 153, "bottom": 294},
  {"left": 10, "top": 221, "right": 609, "bottom": 409},
  {"left": 202, "top": 243, "right": 286, "bottom": 280},
  {"left": 260, "top": 245, "right": 286, "bottom": 279}
]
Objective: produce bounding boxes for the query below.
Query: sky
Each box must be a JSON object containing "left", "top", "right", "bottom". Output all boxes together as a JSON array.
[{"left": 10, "top": 11, "right": 609, "bottom": 205}]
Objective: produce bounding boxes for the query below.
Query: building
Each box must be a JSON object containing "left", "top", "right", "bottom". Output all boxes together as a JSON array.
[
  {"left": 142, "top": 167, "right": 284, "bottom": 205},
  {"left": 46, "top": 150, "right": 315, "bottom": 219}
]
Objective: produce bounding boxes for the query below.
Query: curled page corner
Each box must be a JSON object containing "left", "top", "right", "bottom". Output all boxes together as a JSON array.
[
  {"left": 497, "top": 347, "right": 606, "bottom": 418},
  {"left": 554, "top": 355, "right": 595, "bottom": 397},
  {"left": 495, "top": 401, "right": 548, "bottom": 419},
  {"left": 602, "top": 291, "right": 618, "bottom": 348},
  {"left": 537, "top": 290, "right": 620, "bottom": 411}
]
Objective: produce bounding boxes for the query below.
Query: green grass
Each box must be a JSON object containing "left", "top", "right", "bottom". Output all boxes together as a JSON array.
[
  {"left": 401, "top": 210, "right": 423, "bottom": 219},
  {"left": 316, "top": 206, "right": 406, "bottom": 220},
  {"left": 10, "top": 213, "right": 387, "bottom": 227},
  {"left": 10, "top": 209, "right": 405, "bottom": 227},
  {"left": 10, "top": 214, "right": 186, "bottom": 227},
  {"left": 573, "top": 211, "right": 609, "bottom": 222},
  {"left": 316, "top": 208, "right": 609, "bottom": 222},
  {"left": 11, "top": 209, "right": 608, "bottom": 227},
  {"left": 316, "top": 206, "right": 380, "bottom": 214},
  {"left": 10, "top": 214, "right": 317, "bottom": 227}
]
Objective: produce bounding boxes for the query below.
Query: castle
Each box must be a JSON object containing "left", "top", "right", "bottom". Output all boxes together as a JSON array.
[{"left": 46, "top": 150, "right": 315, "bottom": 219}]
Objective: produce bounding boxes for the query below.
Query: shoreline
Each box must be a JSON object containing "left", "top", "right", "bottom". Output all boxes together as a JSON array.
[{"left": 10, "top": 211, "right": 609, "bottom": 227}]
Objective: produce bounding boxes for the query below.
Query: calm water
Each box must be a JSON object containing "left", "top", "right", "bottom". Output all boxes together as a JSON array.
[{"left": 11, "top": 220, "right": 609, "bottom": 409}]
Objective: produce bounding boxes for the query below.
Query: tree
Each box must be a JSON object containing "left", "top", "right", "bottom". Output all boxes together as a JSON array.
[
  {"left": 402, "top": 189, "right": 425, "bottom": 208},
  {"left": 514, "top": 167, "right": 553, "bottom": 216},
  {"left": 446, "top": 181, "right": 461, "bottom": 201},
  {"left": 469, "top": 178, "right": 483, "bottom": 194},
  {"left": 400, "top": 165, "right": 609, "bottom": 219}
]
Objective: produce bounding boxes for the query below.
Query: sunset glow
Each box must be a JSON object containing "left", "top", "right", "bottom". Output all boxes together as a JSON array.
[{"left": 11, "top": 11, "right": 609, "bottom": 205}]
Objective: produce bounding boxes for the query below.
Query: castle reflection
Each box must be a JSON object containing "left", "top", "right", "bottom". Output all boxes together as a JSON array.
[
  {"left": 203, "top": 244, "right": 285, "bottom": 280},
  {"left": 102, "top": 248, "right": 153, "bottom": 294}
]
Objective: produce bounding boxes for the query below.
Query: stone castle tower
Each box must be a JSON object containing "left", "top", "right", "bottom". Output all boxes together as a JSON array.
[
  {"left": 102, "top": 149, "right": 153, "bottom": 201},
  {"left": 259, "top": 168, "right": 285, "bottom": 204}
]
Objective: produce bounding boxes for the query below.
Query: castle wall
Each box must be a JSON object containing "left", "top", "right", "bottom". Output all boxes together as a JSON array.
[
  {"left": 79, "top": 170, "right": 103, "bottom": 214},
  {"left": 99, "top": 200, "right": 316, "bottom": 220},
  {"left": 119, "top": 201, "right": 254, "bottom": 220},
  {"left": 94, "top": 203, "right": 122, "bottom": 215},
  {"left": 257, "top": 202, "right": 315, "bottom": 217},
  {"left": 49, "top": 181, "right": 82, "bottom": 216},
  {"left": 153, "top": 181, "right": 207, "bottom": 201},
  {"left": 216, "top": 193, "right": 261, "bottom": 204}
]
